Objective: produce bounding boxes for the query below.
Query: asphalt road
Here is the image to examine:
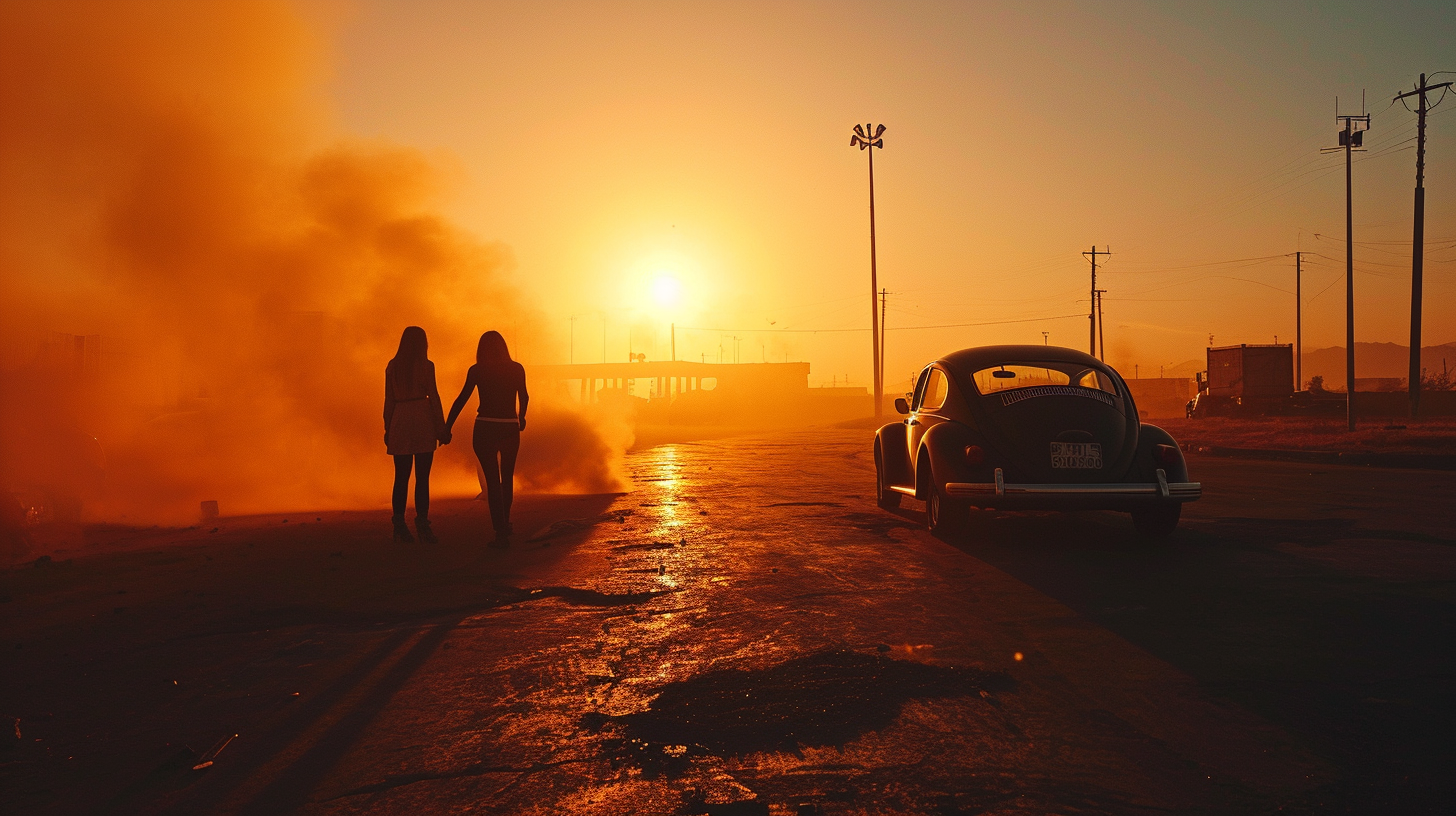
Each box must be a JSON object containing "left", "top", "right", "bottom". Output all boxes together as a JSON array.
[{"left": 4, "top": 428, "right": 1455, "bottom": 815}]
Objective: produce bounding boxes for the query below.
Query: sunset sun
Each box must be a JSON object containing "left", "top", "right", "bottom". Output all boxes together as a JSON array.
[{"left": 650, "top": 274, "right": 683, "bottom": 310}]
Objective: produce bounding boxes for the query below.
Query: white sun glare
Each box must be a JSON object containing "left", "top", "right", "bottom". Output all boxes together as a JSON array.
[{"left": 651, "top": 274, "right": 683, "bottom": 309}]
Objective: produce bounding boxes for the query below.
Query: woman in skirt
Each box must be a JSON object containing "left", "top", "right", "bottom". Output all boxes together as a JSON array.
[
  {"left": 384, "top": 326, "right": 447, "bottom": 543},
  {"left": 445, "top": 330, "right": 529, "bottom": 546}
]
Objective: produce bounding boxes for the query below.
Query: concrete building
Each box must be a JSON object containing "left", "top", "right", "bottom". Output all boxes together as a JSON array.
[{"left": 527, "top": 361, "right": 871, "bottom": 423}]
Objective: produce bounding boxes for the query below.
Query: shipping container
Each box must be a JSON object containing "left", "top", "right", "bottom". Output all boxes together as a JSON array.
[{"left": 1205, "top": 344, "right": 1294, "bottom": 399}]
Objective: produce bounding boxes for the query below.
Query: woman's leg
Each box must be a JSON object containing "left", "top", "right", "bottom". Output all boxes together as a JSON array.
[
  {"left": 473, "top": 426, "right": 505, "bottom": 531},
  {"left": 498, "top": 430, "right": 521, "bottom": 529},
  {"left": 413, "top": 452, "right": 434, "bottom": 520},
  {"left": 392, "top": 455, "right": 413, "bottom": 518}
]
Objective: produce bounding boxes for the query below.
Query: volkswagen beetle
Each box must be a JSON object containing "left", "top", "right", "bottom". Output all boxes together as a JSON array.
[{"left": 874, "top": 345, "right": 1200, "bottom": 538}]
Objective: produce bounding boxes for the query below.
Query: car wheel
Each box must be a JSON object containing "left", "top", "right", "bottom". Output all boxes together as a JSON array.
[
  {"left": 875, "top": 442, "right": 901, "bottom": 509},
  {"left": 925, "top": 475, "right": 968, "bottom": 538},
  {"left": 1132, "top": 504, "right": 1181, "bottom": 539}
]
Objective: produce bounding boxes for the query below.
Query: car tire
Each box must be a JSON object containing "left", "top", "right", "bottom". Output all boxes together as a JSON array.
[
  {"left": 925, "top": 475, "right": 968, "bottom": 538},
  {"left": 1132, "top": 504, "right": 1181, "bottom": 539},
  {"left": 875, "top": 442, "right": 901, "bottom": 509}
]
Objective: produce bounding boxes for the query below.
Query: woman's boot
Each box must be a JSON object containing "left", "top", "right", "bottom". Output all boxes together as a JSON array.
[
  {"left": 392, "top": 515, "right": 414, "bottom": 543},
  {"left": 415, "top": 518, "right": 437, "bottom": 544}
]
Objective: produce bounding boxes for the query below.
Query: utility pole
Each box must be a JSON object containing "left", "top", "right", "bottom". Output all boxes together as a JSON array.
[
  {"left": 670, "top": 323, "right": 676, "bottom": 362},
  {"left": 1094, "top": 289, "right": 1107, "bottom": 361},
  {"left": 850, "top": 124, "right": 886, "bottom": 417},
  {"left": 1295, "top": 251, "right": 1303, "bottom": 392},
  {"left": 1395, "top": 73, "right": 1452, "bottom": 417},
  {"left": 1082, "top": 246, "right": 1109, "bottom": 356},
  {"left": 1322, "top": 97, "right": 1370, "bottom": 431}
]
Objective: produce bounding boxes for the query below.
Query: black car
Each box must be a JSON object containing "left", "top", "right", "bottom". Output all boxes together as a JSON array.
[{"left": 875, "top": 345, "right": 1200, "bottom": 538}]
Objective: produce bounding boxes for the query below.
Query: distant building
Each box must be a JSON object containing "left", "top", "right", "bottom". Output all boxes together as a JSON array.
[
  {"left": 1123, "top": 377, "right": 1196, "bottom": 418},
  {"left": 528, "top": 360, "right": 871, "bottom": 423}
]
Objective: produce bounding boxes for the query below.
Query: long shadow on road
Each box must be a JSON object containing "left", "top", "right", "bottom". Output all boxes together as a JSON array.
[{"left": 945, "top": 509, "right": 1456, "bottom": 815}]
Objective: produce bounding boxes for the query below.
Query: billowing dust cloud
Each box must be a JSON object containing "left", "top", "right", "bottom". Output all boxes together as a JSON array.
[{"left": 0, "top": 1, "right": 629, "bottom": 526}]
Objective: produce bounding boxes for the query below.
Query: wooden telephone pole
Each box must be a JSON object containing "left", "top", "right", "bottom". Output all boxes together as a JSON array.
[
  {"left": 1395, "top": 73, "right": 1452, "bottom": 417},
  {"left": 1083, "top": 246, "right": 1109, "bottom": 357}
]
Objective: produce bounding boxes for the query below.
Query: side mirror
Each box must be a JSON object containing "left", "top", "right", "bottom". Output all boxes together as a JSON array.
[{"left": 894, "top": 397, "right": 910, "bottom": 415}]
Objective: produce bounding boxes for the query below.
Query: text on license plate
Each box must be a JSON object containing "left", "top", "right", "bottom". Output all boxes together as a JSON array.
[{"left": 1050, "top": 441, "right": 1102, "bottom": 469}]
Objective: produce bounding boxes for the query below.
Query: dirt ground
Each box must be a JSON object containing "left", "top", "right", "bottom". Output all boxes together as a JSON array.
[
  {"left": 4, "top": 428, "right": 1455, "bottom": 815},
  {"left": 1157, "top": 416, "right": 1456, "bottom": 455}
]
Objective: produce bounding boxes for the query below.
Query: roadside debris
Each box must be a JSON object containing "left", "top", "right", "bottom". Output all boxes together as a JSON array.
[
  {"left": 529, "top": 510, "right": 634, "bottom": 543},
  {"left": 191, "top": 733, "right": 237, "bottom": 770}
]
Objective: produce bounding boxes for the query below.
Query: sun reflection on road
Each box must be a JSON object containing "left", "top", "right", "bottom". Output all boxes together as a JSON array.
[{"left": 651, "top": 446, "right": 683, "bottom": 533}]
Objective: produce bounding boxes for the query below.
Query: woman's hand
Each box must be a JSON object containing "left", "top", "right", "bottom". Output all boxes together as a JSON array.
[
  {"left": 518, "top": 417, "right": 527, "bottom": 431},
  {"left": 440, "top": 430, "right": 452, "bottom": 445}
]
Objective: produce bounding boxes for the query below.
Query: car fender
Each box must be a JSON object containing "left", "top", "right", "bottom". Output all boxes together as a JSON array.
[
  {"left": 875, "top": 422, "right": 912, "bottom": 488},
  {"left": 916, "top": 421, "right": 983, "bottom": 500},
  {"left": 1129, "top": 423, "right": 1190, "bottom": 482}
]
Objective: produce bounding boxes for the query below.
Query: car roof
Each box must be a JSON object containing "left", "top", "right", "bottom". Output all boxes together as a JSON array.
[{"left": 937, "top": 345, "right": 1108, "bottom": 374}]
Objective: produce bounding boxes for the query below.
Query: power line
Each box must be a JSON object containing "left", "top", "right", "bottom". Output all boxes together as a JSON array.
[
  {"left": 1107, "top": 253, "right": 1292, "bottom": 273},
  {"left": 677, "top": 313, "right": 1086, "bottom": 335}
]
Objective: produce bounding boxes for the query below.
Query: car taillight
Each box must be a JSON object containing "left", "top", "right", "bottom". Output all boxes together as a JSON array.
[
  {"left": 1154, "top": 443, "right": 1180, "bottom": 466},
  {"left": 964, "top": 445, "right": 985, "bottom": 465}
]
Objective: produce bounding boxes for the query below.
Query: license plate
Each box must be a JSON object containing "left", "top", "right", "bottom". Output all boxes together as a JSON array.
[{"left": 1051, "top": 441, "right": 1102, "bottom": 469}]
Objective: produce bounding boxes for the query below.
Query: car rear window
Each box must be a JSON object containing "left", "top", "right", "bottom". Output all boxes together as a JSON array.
[
  {"left": 971, "top": 365, "right": 1071, "bottom": 392},
  {"left": 971, "top": 363, "right": 1119, "bottom": 396}
]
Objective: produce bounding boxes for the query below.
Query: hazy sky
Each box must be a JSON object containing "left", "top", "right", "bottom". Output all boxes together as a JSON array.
[{"left": 315, "top": 0, "right": 1454, "bottom": 386}]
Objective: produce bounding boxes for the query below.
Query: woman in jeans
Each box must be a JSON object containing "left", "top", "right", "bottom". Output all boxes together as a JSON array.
[
  {"left": 383, "top": 326, "right": 446, "bottom": 543},
  {"left": 445, "top": 331, "right": 528, "bottom": 545}
]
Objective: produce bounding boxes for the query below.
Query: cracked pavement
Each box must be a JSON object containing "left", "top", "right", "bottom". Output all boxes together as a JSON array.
[{"left": 5, "top": 428, "right": 1456, "bottom": 814}]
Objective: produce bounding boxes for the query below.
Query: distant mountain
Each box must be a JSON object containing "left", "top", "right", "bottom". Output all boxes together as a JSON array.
[{"left": 1301, "top": 342, "right": 1456, "bottom": 389}]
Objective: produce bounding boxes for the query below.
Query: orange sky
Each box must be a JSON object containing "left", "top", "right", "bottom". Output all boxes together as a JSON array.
[{"left": 309, "top": 0, "right": 1455, "bottom": 388}]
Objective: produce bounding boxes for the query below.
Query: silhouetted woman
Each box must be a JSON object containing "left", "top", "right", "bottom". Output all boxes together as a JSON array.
[
  {"left": 445, "top": 331, "right": 528, "bottom": 545},
  {"left": 384, "top": 326, "right": 446, "bottom": 544}
]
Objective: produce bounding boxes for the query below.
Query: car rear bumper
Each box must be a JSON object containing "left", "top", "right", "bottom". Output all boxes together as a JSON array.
[{"left": 944, "top": 468, "right": 1200, "bottom": 508}]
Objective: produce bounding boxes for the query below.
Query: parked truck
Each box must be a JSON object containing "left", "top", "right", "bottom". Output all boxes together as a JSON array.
[{"left": 1187, "top": 344, "right": 1294, "bottom": 417}]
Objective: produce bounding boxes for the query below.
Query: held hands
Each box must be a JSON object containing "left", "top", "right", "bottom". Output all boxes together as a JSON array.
[{"left": 440, "top": 429, "right": 452, "bottom": 445}]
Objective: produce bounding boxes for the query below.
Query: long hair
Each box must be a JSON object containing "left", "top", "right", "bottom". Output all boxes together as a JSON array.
[
  {"left": 391, "top": 326, "right": 429, "bottom": 391},
  {"left": 476, "top": 331, "right": 511, "bottom": 367}
]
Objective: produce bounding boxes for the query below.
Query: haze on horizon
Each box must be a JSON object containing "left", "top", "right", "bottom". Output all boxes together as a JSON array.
[
  {"left": 321, "top": 0, "right": 1455, "bottom": 390},
  {"left": 2, "top": 0, "right": 1454, "bottom": 524}
]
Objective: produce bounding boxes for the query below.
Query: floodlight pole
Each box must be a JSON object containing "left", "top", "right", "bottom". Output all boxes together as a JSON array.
[
  {"left": 867, "top": 138, "right": 881, "bottom": 416},
  {"left": 1344, "top": 118, "right": 1356, "bottom": 431},
  {"left": 1323, "top": 101, "right": 1370, "bottom": 431},
  {"left": 851, "top": 123, "right": 887, "bottom": 417}
]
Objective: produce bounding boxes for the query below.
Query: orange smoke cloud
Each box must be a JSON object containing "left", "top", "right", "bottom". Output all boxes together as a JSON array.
[{"left": 0, "top": 1, "right": 627, "bottom": 525}]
